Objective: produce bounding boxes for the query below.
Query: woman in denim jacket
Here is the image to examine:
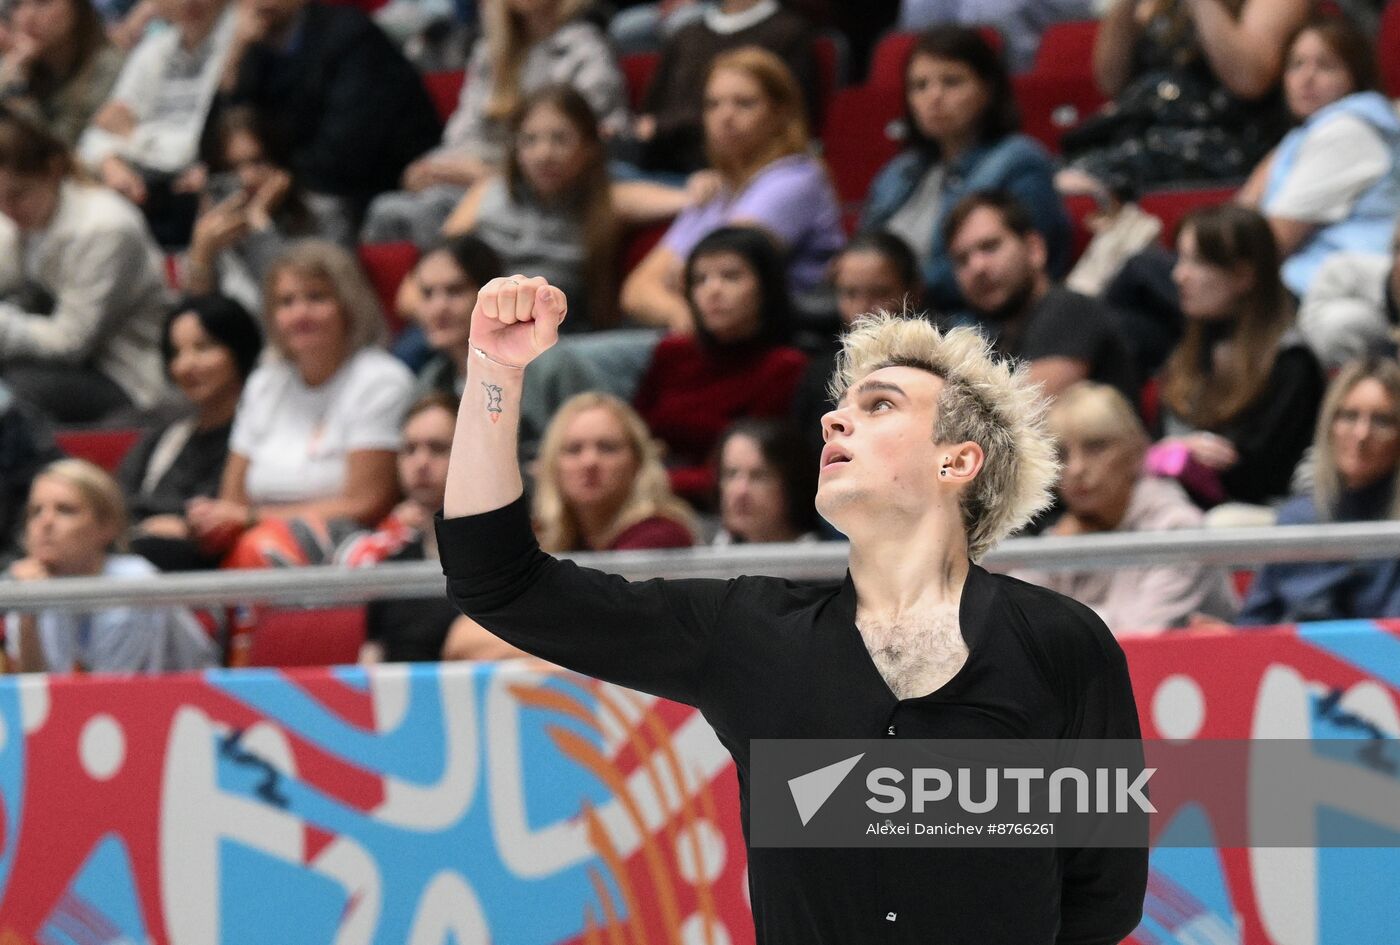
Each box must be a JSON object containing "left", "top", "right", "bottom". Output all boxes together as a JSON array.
[{"left": 859, "top": 25, "right": 1069, "bottom": 313}]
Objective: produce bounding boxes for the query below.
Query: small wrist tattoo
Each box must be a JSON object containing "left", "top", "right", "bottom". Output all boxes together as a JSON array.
[{"left": 482, "top": 381, "right": 504, "bottom": 424}]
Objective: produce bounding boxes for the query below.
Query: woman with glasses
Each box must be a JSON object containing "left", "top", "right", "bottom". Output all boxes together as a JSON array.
[{"left": 1236, "top": 358, "right": 1400, "bottom": 624}]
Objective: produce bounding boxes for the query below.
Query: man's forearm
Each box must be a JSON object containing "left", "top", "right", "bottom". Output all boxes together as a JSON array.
[{"left": 443, "top": 354, "right": 526, "bottom": 518}]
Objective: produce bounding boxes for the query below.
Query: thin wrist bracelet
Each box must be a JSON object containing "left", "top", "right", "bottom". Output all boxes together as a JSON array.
[{"left": 470, "top": 344, "right": 525, "bottom": 370}]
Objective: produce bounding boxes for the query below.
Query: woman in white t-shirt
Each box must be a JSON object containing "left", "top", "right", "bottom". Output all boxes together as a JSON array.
[{"left": 186, "top": 240, "right": 414, "bottom": 567}]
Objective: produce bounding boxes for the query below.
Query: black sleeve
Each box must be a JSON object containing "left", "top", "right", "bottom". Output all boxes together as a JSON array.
[
  {"left": 435, "top": 495, "right": 733, "bottom": 707},
  {"left": 1220, "top": 346, "right": 1326, "bottom": 504},
  {"left": 1053, "top": 601, "right": 1149, "bottom": 945}
]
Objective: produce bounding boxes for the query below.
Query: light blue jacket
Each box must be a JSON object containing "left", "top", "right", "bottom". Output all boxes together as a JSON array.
[{"left": 1265, "top": 91, "right": 1400, "bottom": 296}]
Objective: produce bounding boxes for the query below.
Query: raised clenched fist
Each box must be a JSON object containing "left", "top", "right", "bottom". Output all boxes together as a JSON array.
[{"left": 468, "top": 275, "right": 568, "bottom": 369}]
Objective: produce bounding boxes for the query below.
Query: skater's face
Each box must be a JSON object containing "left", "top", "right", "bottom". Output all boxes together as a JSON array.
[{"left": 817, "top": 366, "right": 973, "bottom": 529}]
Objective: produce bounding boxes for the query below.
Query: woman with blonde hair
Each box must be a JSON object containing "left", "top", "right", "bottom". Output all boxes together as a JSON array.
[
  {"left": 4, "top": 458, "right": 216, "bottom": 673},
  {"left": 186, "top": 239, "right": 414, "bottom": 567},
  {"left": 621, "top": 46, "right": 844, "bottom": 332},
  {"left": 1009, "top": 382, "right": 1237, "bottom": 633},
  {"left": 1237, "top": 358, "right": 1400, "bottom": 624},
  {"left": 533, "top": 391, "right": 696, "bottom": 553},
  {"left": 360, "top": 0, "right": 627, "bottom": 244}
]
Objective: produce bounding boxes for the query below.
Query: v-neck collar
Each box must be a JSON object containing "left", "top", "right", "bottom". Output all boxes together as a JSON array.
[{"left": 826, "top": 562, "right": 995, "bottom": 706}]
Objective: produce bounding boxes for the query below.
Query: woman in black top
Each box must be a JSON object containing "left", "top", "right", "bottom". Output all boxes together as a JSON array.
[
  {"left": 1156, "top": 204, "right": 1326, "bottom": 507},
  {"left": 120, "top": 294, "right": 262, "bottom": 571}
]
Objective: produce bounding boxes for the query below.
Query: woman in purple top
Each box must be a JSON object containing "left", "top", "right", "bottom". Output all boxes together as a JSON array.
[{"left": 620, "top": 45, "right": 844, "bottom": 333}]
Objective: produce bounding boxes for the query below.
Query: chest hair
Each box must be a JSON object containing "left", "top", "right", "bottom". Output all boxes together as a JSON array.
[{"left": 857, "top": 607, "right": 969, "bottom": 701}]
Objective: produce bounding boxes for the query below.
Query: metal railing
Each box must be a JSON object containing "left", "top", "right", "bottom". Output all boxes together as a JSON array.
[{"left": 2, "top": 520, "right": 1399, "bottom": 612}]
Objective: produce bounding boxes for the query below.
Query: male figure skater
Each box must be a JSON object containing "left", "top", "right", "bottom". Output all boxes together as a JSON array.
[{"left": 436, "top": 274, "right": 1148, "bottom": 944}]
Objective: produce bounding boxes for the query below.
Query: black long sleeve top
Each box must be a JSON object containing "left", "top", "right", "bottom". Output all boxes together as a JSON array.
[{"left": 436, "top": 495, "right": 1148, "bottom": 945}]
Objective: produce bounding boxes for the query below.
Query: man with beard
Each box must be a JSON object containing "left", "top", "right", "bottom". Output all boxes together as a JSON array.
[{"left": 945, "top": 190, "right": 1136, "bottom": 400}]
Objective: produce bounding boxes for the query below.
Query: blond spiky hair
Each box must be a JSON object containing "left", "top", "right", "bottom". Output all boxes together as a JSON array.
[{"left": 828, "top": 311, "right": 1059, "bottom": 561}]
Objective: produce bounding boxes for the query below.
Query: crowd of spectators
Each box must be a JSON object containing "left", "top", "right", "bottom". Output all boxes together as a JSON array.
[{"left": 2, "top": 0, "right": 1400, "bottom": 673}]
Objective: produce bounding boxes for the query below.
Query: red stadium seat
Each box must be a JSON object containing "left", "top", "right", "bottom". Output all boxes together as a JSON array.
[
  {"left": 1383, "top": 1, "right": 1400, "bottom": 97},
  {"left": 1012, "top": 72, "right": 1106, "bottom": 154},
  {"left": 621, "top": 51, "right": 660, "bottom": 113},
  {"left": 358, "top": 241, "right": 421, "bottom": 336},
  {"left": 867, "top": 31, "right": 916, "bottom": 89},
  {"left": 820, "top": 84, "right": 905, "bottom": 207},
  {"left": 620, "top": 221, "right": 671, "bottom": 278},
  {"left": 1031, "top": 20, "right": 1099, "bottom": 79},
  {"left": 812, "top": 32, "right": 848, "bottom": 124},
  {"left": 247, "top": 606, "right": 367, "bottom": 668},
  {"left": 54, "top": 429, "right": 142, "bottom": 473},
  {"left": 1138, "top": 186, "right": 1236, "bottom": 245},
  {"left": 422, "top": 70, "right": 466, "bottom": 124}
]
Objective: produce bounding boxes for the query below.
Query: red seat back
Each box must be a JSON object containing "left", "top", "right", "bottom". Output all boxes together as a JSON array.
[
  {"left": 812, "top": 32, "right": 847, "bottom": 124},
  {"left": 621, "top": 51, "right": 661, "bottom": 113},
  {"left": 247, "top": 606, "right": 366, "bottom": 668},
  {"left": 54, "top": 429, "right": 142, "bottom": 473},
  {"left": 1012, "top": 72, "right": 1106, "bottom": 154},
  {"left": 358, "top": 241, "right": 421, "bottom": 337},
  {"left": 422, "top": 70, "right": 466, "bottom": 125},
  {"left": 821, "top": 85, "right": 905, "bottom": 207},
  {"left": 1032, "top": 20, "right": 1099, "bottom": 79},
  {"left": 1383, "top": 2, "right": 1400, "bottom": 97},
  {"left": 1138, "top": 187, "right": 1235, "bottom": 246},
  {"left": 620, "top": 221, "right": 670, "bottom": 279}
]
